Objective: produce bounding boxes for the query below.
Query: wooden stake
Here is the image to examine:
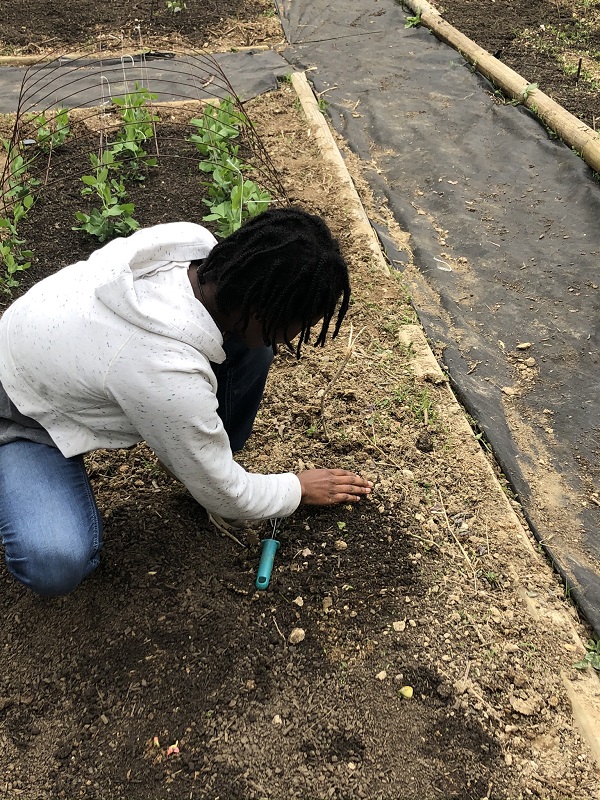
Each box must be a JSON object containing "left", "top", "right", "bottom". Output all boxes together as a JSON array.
[
  {"left": 401, "top": 0, "right": 600, "bottom": 174},
  {"left": 290, "top": 71, "right": 391, "bottom": 276}
]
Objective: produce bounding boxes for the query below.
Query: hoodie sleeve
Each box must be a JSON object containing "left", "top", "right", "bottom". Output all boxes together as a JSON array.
[{"left": 105, "top": 334, "right": 302, "bottom": 521}]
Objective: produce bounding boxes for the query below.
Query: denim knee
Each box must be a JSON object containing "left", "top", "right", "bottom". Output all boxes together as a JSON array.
[
  {"left": 6, "top": 540, "right": 95, "bottom": 598},
  {"left": 0, "top": 440, "right": 103, "bottom": 597}
]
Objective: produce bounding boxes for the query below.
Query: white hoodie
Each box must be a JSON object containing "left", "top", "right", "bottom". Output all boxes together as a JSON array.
[{"left": 0, "top": 222, "right": 302, "bottom": 520}]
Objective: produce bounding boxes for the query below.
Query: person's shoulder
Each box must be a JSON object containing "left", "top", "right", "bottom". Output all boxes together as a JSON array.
[{"left": 144, "top": 222, "right": 217, "bottom": 246}]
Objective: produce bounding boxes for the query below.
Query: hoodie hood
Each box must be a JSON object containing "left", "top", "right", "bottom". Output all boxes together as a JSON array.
[{"left": 93, "top": 222, "right": 224, "bottom": 362}]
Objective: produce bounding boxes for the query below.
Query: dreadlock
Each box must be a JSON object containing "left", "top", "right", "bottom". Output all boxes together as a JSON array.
[{"left": 197, "top": 207, "right": 351, "bottom": 357}]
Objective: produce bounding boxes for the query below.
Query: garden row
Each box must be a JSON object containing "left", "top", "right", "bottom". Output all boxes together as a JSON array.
[{"left": 0, "top": 86, "right": 273, "bottom": 293}]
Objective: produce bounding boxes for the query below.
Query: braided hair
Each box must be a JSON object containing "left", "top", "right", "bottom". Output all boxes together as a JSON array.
[{"left": 197, "top": 207, "right": 351, "bottom": 357}]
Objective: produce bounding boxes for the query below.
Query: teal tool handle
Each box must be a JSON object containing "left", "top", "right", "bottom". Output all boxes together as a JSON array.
[{"left": 255, "top": 538, "right": 280, "bottom": 590}]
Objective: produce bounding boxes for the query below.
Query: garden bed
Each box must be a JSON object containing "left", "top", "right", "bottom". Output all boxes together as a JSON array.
[
  {"left": 0, "top": 0, "right": 281, "bottom": 55},
  {"left": 0, "top": 81, "right": 598, "bottom": 800},
  {"left": 3, "top": 109, "right": 274, "bottom": 294},
  {"left": 434, "top": 0, "right": 600, "bottom": 128}
]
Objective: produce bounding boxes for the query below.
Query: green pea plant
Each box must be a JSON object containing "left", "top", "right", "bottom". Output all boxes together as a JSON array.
[
  {"left": 74, "top": 83, "right": 159, "bottom": 242},
  {"left": 0, "top": 196, "right": 34, "bottom": 290},
  {"left": 0, "top": 141, "right": 38, "bottom": 291},
  {"left": 73, "top": 150, "right": 139, "bottom": 242},
  {"left": 189, "top": 97, "right": 242, "bottom": 166},
  {"left": 189, "top": 97, "right": 271, "bottom": 236},
  {"left": 203, "top": 174, "right": 271, "bottom": 238},
  {"left": 109, "top": 83, "right": 158, "bottom": 180},
  {"left": 0, "top": 105, "right": 73, "bottom": 291},
  {"left": 33, "top": 107, "right": 71, "bottom": 153}
]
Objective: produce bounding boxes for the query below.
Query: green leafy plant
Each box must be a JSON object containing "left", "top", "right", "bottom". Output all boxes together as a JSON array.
[
  {"left": 201, "top": 156, "right": 245, "bottom": 201},
  {"left": 483, "top": 570, "right": 499, "bottom": 587},
  {"left": 405, "top": 12, "right": 422, "bottom": 29},
  {"left": 110, "top": 83, "right": 158, "bottom": 179},
  {"left": 2, "top": 145, "right": 39, "bottom": 202},
  {"left": 0, "top": 238, "right": 33, "bottom": 289},
  {"left": 33, "top": 107, "right": 70, "bottom": 153},
  {"left": 0, "top": 195, "right": 33, "bottom": 235},
  {"left": 0, "top": 141, "right": 38, "bottom": 290},
  {"left": 573, "top": 639, "right": 600, "bottom": 672},
  {"left": 509, "top": 82, "right": 539, "bottom": 106},
  {"left": 189, "top": 97, "right": 272, "bottom": 237},
  {"left": 203, "top": 175, "right": 271, "bottom": 237},
  {"left": 189, "top": 98, "right": 242, "bottom": 167},
  {"left": 0, "top": 197, "right": 34, "bottom": 289},
  {"left": 166, "top": 0, "right": 186, "bottom": 12},
  {"left": 73, "top": 151, "right": 139, "bottom": 242}
]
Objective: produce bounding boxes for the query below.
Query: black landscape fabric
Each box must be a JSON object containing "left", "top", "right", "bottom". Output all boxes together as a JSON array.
[
  {"left": 277, "top": 0, "right": 600, "bottom": 631},
  {"left": 0, "top": 49, "right": 291, "bottom": 112}
]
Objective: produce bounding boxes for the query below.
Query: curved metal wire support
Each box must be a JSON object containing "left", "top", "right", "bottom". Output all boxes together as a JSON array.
[{"left": 1, "top": 47, "right": 288, "bottom": 218}]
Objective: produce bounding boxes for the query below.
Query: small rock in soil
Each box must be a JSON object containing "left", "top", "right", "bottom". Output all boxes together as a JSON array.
[{"left": 288, "top": 628, "right": 306, "bottom": 645}]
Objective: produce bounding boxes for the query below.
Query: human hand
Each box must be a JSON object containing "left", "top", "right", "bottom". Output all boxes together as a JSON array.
[{"left": 297, "top": 469, "right": 373, "bottom": 506}]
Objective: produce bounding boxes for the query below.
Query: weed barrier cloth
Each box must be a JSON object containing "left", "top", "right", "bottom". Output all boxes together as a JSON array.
[
  {"left": 276, "top": 0, "right": 600, "bottom": 632},
  {"left": 0, "top": 49, "right": 291, "bottom": 112}
]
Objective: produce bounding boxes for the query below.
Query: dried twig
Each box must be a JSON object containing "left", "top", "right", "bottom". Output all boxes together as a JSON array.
[
  {"left": 437, "top": 488, "right": 478, "bottom": 590},
  {"left": 405, "top": 531, "right": 441, "bottom": 551},
  {"left": 272, "top": 616, "right": 287, "bottom": 644}
]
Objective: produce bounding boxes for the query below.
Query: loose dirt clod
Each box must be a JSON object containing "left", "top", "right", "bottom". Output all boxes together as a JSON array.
[{"left": 288, "top": 628, "right": 306, "bottom": 645}]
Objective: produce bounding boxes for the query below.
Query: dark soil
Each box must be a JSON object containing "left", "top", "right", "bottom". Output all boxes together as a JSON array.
[
  {"left": 0, "top": 0, "right": 278, "bottom": 53},
  {"left": 435, "top": 0, "right": 600, "bottom": 128},
  {"left": 0, "top": 445, "right": 500, "bottom": 800}
]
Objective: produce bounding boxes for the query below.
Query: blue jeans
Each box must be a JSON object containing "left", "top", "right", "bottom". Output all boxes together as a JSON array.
[{"left": 0, "top": 338, "right": 273, "bottom": 597}]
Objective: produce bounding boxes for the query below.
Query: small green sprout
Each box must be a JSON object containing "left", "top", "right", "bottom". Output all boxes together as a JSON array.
[
  {"left": 33, "top": 107, "right": 71, "bottom": 153},
  {"left": 573, "top": 639, "right": 600, "bottom": 672},
  {"left": 166, "top": 0, "right": 186, "bottom": 12},
  {"left": 405, "top": 12, "right": 422, "bottom": 29}
]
